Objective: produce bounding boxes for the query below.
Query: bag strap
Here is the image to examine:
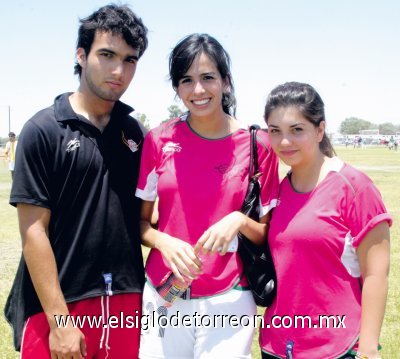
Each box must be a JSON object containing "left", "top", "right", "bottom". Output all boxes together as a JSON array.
[{"left": 249, "top": 124, "right": 260, "bottom": 179}]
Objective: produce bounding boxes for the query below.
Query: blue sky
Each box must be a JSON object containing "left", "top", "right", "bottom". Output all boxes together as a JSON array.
[{"left": 1, "top": 0, "right": 399, "bottom": 136}]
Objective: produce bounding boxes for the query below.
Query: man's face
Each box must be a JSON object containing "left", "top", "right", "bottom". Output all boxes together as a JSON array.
[
  {"left": 9, "top": 135, "right": 15, "bottom": 142},
  {"left": 77, "top": 31, "right": 139, "bottom": 102}
]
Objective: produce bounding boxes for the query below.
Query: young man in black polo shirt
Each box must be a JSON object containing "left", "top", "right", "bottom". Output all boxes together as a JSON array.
[{"left": 5, "top": 5, "right": 148, "bottom": 358}]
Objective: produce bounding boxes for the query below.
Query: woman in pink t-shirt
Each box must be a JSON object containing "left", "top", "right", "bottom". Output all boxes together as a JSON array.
[
  {"left": 136, "top": 34, "right": 279, "bottom": 358},
  {"left": 260, "top": 82, "right": 391, "bottom": 359}
]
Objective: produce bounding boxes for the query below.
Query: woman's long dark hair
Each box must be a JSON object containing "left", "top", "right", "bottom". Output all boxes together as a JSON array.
[
  {"left": 264, "top": 82, "right": 335, "bottom": 157},
  {"left": 169, "top": 33, "right": 236, "bottom": 116}
]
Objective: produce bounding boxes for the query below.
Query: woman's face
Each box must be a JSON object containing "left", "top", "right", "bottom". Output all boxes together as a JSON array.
[
  {"left": 267, "top": 106, "right": 325, "bottom": 169},
  {"left": 176, "top": 52, "right": 227, "bottom": 120}
]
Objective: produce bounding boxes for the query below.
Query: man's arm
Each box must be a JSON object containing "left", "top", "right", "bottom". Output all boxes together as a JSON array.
[{"left": 18, "top": 203, "right": 86, "bottom": 359}]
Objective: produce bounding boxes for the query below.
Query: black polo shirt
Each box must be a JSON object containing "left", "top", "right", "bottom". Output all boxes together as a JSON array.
[{"left": 5, "top": 93, "right": 146, "bottom": 350}]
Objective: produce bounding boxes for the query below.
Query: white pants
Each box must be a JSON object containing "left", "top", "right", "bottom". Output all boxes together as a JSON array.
[
  {"left": 9, "top": 160, "right": 15, "bottom": 171},
  {"left": 139, "top": 282, "right": 257, "bottom": 359}
]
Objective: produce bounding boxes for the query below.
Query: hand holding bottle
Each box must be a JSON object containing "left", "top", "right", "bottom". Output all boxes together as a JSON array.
[
  {"left": 156, "top": 248, "right": 210, "bottom": 307},
  {"left": 155, "top": 232, "right": 202, "bottom": 282}
]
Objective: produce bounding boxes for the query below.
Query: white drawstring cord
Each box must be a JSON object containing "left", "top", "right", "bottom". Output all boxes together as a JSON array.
[
  {"left": 99, "top": 295, "right": 111, "bottom": 354},
  {"left": 100, "top": 273, "right": 113, "bottom": 356},
  {"left": 104, "top": 294, "right": 111, "bottom": 359},
  {"left": 99, "top": 295, "right": 106, "bottom": 349}
]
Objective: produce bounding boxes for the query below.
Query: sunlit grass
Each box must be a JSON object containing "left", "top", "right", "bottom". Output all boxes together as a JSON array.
[{"left": 0, "top": 146, "right": 398, "bottom": 358}]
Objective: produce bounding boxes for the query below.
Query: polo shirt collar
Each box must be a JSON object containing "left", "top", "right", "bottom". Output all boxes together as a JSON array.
[{"left": 54, "top": 92, "right": 134, "bottom": 123}]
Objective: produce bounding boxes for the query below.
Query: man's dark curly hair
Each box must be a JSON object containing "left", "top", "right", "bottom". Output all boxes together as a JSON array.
[{"left": 74, "top": 3, "right": 148, "bottom": 77}]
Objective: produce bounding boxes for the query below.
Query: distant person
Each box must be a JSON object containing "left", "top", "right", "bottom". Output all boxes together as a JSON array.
[
  {"left": 136, "top": 33, "right": 279, "bottom": 358},
  {"left": 361, "top": 137, "right": 367, "bottom": 149},
  {"left": 260, "top": 82, "right": 391, "bottom": 359},
  {"left": 4, "top": 131, "right": 17, "bottom": 180},
  {"left": 388, "top": 136, "right": 395, "bottom": 150},
  {"left": 345, "top": 136, "right": 349, "bottom": 148},
  {"left": 357, "top": 136, "right": 362, "bottom": 148},
  {"left": 4, "top": 4, "right": 148, "bottom": 358}
]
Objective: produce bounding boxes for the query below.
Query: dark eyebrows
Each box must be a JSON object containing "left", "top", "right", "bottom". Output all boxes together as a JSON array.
[
  {"left": 290, "top": 122, "right": 305, "bottom": 128},
  {"left": 268, "top": 122, "right": 305, "bottom": 129},
  {"left": 126, "top": 54, "right": 139, "bottom": 62},
  {"left": 181, "top": 72, "right": 216, "bottom": 79},
  {"left": 97, "top": 48, "right": 115, "bottom": 55},
  {"left": 97, "top": 48, "right": 139, "bottom": 61}
]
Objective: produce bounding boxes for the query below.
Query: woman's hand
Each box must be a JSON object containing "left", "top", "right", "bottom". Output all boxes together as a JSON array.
[
  {"left": 140, "top": 200, "right": 202, "bottom": 282},
  {"left": 155, "top": 233, "right": 202, "bottom": 282},
  {"left": 194, "top": 212, "right": 245, "bottom": 255}
]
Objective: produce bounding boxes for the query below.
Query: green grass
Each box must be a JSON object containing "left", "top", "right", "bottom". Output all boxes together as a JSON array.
[
  {"left": 334, "top": 147, "right": 400, "bottom": 359},
  {"left": 0, "top": 159, "right": 19, "bottom": 359},
  {"left": 0, "top": 147, "right": 399, "bottom": 358},
  {"left": 251, "top": 146, "right": 400, "bottom": 359}
]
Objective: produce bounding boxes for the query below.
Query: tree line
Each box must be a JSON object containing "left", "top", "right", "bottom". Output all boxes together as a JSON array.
[
  {"left": 138, "top": 111, "right": 400, "bottom": 136},
  {"left": 4, "top": 111, "right": 398, "bottom": 137},
  {"left": 340, "top": 117, "right": 400, "bottom": 135},
  {"left": 134, "top": 104, "right": 184, "bottom": 130}
]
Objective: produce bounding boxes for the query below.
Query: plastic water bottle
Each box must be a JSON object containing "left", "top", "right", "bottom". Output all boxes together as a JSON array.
[
  {"left": 223, "top": 235, "right": 239, "bottom": 252},
  {"left": 156, "top": 251, "right": 210, "bottom": 306},
  {"left": 156, "top": 272, "right": 191, "bottom": 307},
  {"left": 156, "top": 238, "right": 238, "bottom": 307}
]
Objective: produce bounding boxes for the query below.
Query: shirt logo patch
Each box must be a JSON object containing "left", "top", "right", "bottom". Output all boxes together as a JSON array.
[
  {"left": 214, "top": 163, "right": 230, "bottom": 174},
  {"left": 122, "top": 131, "right": 141, "bottom": 153},
  {"left": 66, "top": 138, "right": 80, "bottom": 153},
  {"left": 215, "top": 159, "right": 246, "bottom": 180},
  {"left": 162, "top": 142, "right": 182, "bottom": 153},
  {"left": 224, "top": 164, "right": 245, "bottom": 179},
  {"left": 127, "top": 139, "right": 139, "bottom": 153}
]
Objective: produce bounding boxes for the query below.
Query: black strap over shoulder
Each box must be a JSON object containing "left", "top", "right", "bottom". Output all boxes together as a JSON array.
[
  {"left": 238, "top": 124, "right": 277, "bottom": 307},
  {"left": 249, "top": 124, "right": 260, "bottom": 179}
]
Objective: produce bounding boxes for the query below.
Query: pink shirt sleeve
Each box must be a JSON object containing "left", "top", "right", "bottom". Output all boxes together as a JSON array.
[
  {"left": 135, "top": 131, "right": 158, "bottom": 201},
  {"left": 257, "top": 132, "right": 280, "bottom": 217},
  {"left": 345, "top": 181, "right": 392, "bottom": 248}
]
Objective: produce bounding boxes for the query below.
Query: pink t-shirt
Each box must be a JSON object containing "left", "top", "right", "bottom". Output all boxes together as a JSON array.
[
  {"left": 136, "top": 116, "right": 279, "bottom": 297},
  {"left": 260, "top": 158, "right": 392, "bottom": 358}
]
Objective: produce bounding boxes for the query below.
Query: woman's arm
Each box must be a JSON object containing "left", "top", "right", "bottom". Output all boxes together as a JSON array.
[
  {"left": 357, "top": 221, "right": 390, "bottom": 359},
  {"left": 195, "top": 211, "right": 270, "bottom": 255},
  {"left": 140, "top": 200, "right": 201, "bottom": 282}
]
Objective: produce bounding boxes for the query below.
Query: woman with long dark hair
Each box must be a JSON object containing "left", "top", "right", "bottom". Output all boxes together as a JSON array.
[
  {"left": 136, "top": 34, "right": 279, "bottom": 358},
  {"left": 260, "top": 82, "right": 391, "bottom": 359}
]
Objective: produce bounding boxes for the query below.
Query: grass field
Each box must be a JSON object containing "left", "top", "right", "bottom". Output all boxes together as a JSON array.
[{"left": 0, "top": 146, "right": 399, "bottom": 358}]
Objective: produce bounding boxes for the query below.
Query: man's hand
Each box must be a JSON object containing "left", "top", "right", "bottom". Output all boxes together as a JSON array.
[{"left": 49, "top": 325, "right": 86, "bottom": 359}]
